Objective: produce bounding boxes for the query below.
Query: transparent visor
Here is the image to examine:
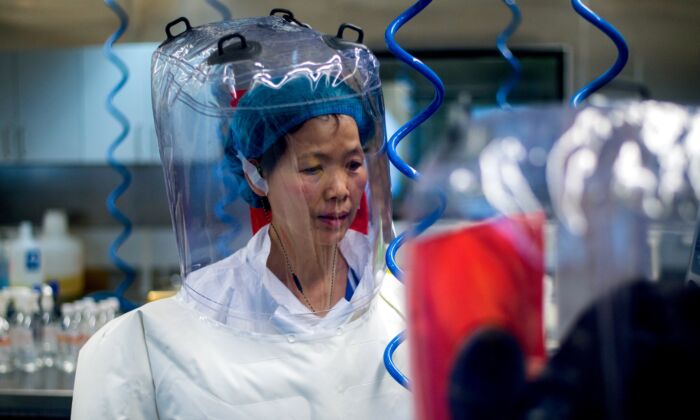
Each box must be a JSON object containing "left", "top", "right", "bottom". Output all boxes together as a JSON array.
[
  {"left": 151, "top": 18, "right": 392, "bottom": 336},
  {"left": 403, "top": 101, "right": 700, "bottom": 419}
]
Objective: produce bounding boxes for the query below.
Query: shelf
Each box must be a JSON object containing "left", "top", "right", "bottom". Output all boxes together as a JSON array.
[{"left": 0, "top": 368, "right": 74, "bottom": 418}]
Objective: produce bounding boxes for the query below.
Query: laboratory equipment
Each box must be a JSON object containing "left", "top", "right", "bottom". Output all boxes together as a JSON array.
[
  {"left": 382, "top": 0, "right": 445, "bottom": 390},
  {"left": 103, "top": 0, "right": 137, "bottom": 312},
  {"left": 496, "top": 0, "right": 522, "bottom": 109}
]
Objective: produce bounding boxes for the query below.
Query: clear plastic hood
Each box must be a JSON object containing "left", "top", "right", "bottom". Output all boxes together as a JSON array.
[{"left": 151, "top": 15, "right": 392, "bottom": 336}]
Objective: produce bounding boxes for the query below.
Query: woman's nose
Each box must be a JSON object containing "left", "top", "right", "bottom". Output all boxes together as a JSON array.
[{"left": 324, "top": 170, "right": 350, "bottom": 202}]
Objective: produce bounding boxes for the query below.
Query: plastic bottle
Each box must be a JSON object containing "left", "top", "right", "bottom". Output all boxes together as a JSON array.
[
  {"left": 0, "top": 291, "right": 11, "bottom": 373},
  {"left": 95, "top": 300, "right": 108, "bottom": 331},
  {"left": 79, "top": 299, "right": 98, "bottom": 339},
  {"left": 107, "top": 297, "right": 120, "bottom": 322},
  {"left": 38, "top": 290, "right": 59, "bottom": 368},
  {"left": 63, "top": 301, "right": 84, "bottom": 373},
  {"left": 57, "top": 302, "right": 75, "bottom": 373},
  {"left": 11, "top": 291, "right": 40, "bottom": 372},
  {"left": 39, "top": 210, "right": 85, "bottom": 300},
  {"left": 8, "top": 222, "right": 43, "bottom": 288},
  {"left": 95, "top": 297, "right": 120, "bottom": 331}
]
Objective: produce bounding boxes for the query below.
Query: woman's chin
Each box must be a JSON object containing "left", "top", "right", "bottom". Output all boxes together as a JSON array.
[{"left": 314, "top": 224, "right": 350, "bottom": 246}]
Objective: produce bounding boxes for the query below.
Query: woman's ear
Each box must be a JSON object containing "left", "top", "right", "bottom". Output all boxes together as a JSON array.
[{"left": 244, "top": 159, "right": 269, "bottom": 196}]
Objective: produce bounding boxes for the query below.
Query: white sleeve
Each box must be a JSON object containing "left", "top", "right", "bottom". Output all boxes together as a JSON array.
[{"left": 72, "top": 310, "right": 159, "bottom": 420}]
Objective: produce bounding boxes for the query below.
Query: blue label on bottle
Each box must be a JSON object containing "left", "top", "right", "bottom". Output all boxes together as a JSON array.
[{"left": 26, "top": 250, "right": 40, "bottom": 271}]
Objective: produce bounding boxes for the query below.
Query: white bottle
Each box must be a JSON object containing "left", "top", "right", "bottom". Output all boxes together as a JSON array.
[
  {"left": 38, "top": 292, "right": 59, "bottom": 368},
  {"left": 11, "top": 292, "right": 40, "bottom": 372},
  {"left": 0, "top": 291, "right": 11, "bottom": 373},
  {"left": 39, "top": 210, "right": 85, "bottom": 300},
  {"left": 58, "top": 303, "right": 75, "bottom": 373},
  {"left": 8, "top": 222, "right": 43, "bottom": 288}
]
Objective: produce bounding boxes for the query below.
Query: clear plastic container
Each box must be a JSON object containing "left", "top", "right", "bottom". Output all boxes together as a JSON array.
[
  {"left": 79, "top": 298, "right": 98, "bottom": 338},
  {"left": 95, "top": 297, "right": 120, "bottom": 332},
  {"left": 11, "top": 292, "right": 40, "bottom": 372},
  {"left": 57, "top": 302, "right": 75, "bottom": 373},
  {"left": 62, "top": 301, "right": 85, "bottom": 373},
  {"left": 38, "top": 291, "right": 58, "bottom": 368},
  {"left": 0, "top": 291, "right": 11, "bottom": 373}
]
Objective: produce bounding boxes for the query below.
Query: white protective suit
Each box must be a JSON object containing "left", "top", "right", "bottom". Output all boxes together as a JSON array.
[{"left": 72, "top": 225, "right": 412, "bottom": 419}]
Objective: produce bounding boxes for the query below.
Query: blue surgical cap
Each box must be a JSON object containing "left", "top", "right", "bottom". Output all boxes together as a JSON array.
[{"left": 226, "top": 75, "right": 375, "bottom": 207}]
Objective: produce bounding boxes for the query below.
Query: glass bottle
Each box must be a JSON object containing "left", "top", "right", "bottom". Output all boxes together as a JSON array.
[{"left": 11, "top": 293, "right": 40, "bottom": 372}]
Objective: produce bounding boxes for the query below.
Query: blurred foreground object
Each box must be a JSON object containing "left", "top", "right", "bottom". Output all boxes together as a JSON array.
[{"left": 405, "top": 101, "right": 700, "bottom": 420}]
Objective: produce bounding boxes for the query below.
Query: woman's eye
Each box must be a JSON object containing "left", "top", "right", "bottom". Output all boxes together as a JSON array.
[
  {"left": 301, "top": 166, "right": 322, "bottom": 174},
  {"left": 348, "top": 161, "right": 363, "bottom": 171}
]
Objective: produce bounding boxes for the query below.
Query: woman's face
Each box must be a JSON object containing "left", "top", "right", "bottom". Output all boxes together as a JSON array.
[{"left": 265, "top": 115, "right": 368, "bottom": 246}]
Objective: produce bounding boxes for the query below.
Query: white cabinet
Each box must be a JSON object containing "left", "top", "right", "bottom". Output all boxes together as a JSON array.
[
  {"left": 16, "top": 49, "right": 85, "bottom": 163},
  {"left": 0, "top": 43, "right": 159, "bottom": 164},
  {"left": 82, "top": 43, "right": 159, "bottom": 164},
  {"left": 0, "top": 53, "right": 19, "bottom": 162}
]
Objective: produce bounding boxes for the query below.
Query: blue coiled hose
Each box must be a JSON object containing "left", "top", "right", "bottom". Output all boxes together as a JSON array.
[
  {"left": 205, "top": 0, "right": 232, "bottom": 20},
  {"left": 383, "top": 0, "right": 446, "bottom": 390},
  {"left": 384, "top": 330, "right": 410, "bottom": 388},
  {"left": 496, "top": 0, "right": 522, "bottom": 109},
  {"left": 570, "top": 0, "right": 629, "bottom": 107},
  {"left": 102, "top": 0, "right": 136, "bottom": 310}
]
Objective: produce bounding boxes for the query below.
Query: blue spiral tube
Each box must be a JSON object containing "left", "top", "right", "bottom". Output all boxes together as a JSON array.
[
  {"left": 384, "top": 0, "right": 445, "bottom": 278},
  {"left": 103, "top": 0, "right": 136, "bottom": 309},
  {"left": 383, "top": 0, "right": 446, "bottom": 390},
  {"left": 570, "top": 0, "right": 629, "bottom": 107},
  {"left": 383, "top": 330, "right": 410, "bottom": 389},
  {"left": 205, "top": 0, "right": 232, "bottom": 20},
  {"left": 496, "top": 0, "right": 522, "bottom": 109}
]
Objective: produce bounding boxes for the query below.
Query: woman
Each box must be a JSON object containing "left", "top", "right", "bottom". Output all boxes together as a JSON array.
[{"left": 72, "top": 14, "right": 410, "bottom": 419}]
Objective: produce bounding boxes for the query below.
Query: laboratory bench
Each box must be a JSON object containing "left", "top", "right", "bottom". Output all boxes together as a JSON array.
[{"left": 0, "top": 368, "right": 73, "bottom": 419}]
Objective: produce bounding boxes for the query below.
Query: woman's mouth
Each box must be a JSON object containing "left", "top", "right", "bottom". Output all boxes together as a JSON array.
[{"left": 317, "top": 212, "right": 349, "bottom": 229}]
